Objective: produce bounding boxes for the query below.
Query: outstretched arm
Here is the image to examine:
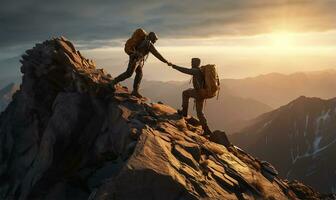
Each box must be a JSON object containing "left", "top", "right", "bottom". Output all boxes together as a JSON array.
[
  {"left": 149, "top": 43, "right": 168, "bottom": 63},
  {"left": 172, "top": 65, "right": 199, "bottom": 76}
]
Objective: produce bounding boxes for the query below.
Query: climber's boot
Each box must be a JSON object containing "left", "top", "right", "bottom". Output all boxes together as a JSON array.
[
  {"left": 202, "top": 125, "right": 212, "bottom": 136},
  {"left": 177, "top": 108, "right": 188, "bottom": 118},
  {"left": 109, "top": 80, "right": 117, "bottom": 92},
  {"left": 131, "top": 90, "right": 143, "bottom": 98}
]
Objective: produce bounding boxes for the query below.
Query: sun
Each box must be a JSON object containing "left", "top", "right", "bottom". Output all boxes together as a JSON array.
[{"left": 268, "top": 31, "right": 296, "bottom": 49}]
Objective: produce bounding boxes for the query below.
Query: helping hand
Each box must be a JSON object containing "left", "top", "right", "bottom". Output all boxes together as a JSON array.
[{"left": 167, "top": 62, "right": 173, "bottom": 67}]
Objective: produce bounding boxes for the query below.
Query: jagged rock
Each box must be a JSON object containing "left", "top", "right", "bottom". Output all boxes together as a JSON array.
[
  {"left": 260, "top": 160, "right": 279, "bottom": 176},
  {"left": 287, "top": 180, "right": 336, "bottom": 200},
  {"left": 0, "top": 37, "right": 330, "bottom": 200},
  {"left": 209, "top": 130, "right": 231, "bottom": 147}
]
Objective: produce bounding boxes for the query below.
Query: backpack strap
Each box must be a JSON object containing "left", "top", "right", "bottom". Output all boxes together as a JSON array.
[
  {"left": 216, "top": 77, "right": 220, "bottom": 100},
  {"left": 204, "top": 99, "right": 207, "bottom": 111},
  {"left": 193, "top": 99, "right": 196, "bottom": 111}
]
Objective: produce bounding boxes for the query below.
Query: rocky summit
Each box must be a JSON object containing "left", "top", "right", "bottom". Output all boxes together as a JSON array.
[{"left": 0, "top": 37, "right": 333, "bottom": 200}]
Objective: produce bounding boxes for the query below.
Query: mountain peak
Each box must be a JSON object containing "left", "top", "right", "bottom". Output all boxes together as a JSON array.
[
  {"left": 19, "top": 36, "right": 116, "bottom": 97},
  {"left": 0, "top": 37, "right": 329, "bottom": 199},
  {"left": 232, "top": 95, "right": 336, "bottom": 194},
  {"left": 282, "top": 96, "right": 336, "bottom": 114},
  {"left": 287, "top": 95, "right": 319, "bottom": 106}
]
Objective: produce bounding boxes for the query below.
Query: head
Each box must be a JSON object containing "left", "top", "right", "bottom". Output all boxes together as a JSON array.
[
  {"left": 191, "top": 58, "right": 201, "bottom": 68},
  {"left": 148, "top": 32, "right": 158, "bottom": 43}
]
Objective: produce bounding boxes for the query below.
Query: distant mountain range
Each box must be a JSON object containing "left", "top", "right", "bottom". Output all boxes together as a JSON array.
[
  {"left": 0, "top": 56, "right": 21, "bottom": 89},
  {"left": 230, "top": 96, "right": 336, "bottom": 193},
  {"left": 0, "top": 83, "right": 18, "bottom": 112},
  {"left": 222, "top": 69, "right": 336, "bottom": 108},
  {"left": 0, "top": 76, "right": 21, "bottom": 90},
  {"left": 0, "top": 57, "right": 20, "bottom": 80}
]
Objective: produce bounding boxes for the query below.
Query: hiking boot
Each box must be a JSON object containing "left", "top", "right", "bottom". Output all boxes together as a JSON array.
[
  {"left": 109, "top": 80, "right": 116, "bottom": 92},
  {"left": 131, "top": 91, "right": 143, "bottom": 98},
  {"left": 202, "top": 127, "right": 212, "bottom": 136},
  {"left": 177, "top": 109, "right": 184, "bottom": 118}
]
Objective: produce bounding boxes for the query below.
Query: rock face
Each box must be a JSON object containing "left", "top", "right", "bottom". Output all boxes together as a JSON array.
[
  {"left": 0, "top": 83, "right": 18, "bottom": 112},
  {"left": 231, "top": 96, "right": 336, "bottom": 193},
  {"left": 0, "top": 37, "right": 332, "bottom": 200}
]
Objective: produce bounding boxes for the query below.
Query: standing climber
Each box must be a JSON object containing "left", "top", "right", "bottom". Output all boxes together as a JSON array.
[
  {"left": 169, "top": 58, "right": 220, "bottom": 135},
  {"left": 110, "top": 29, "right": 170, "bottom": 98}
]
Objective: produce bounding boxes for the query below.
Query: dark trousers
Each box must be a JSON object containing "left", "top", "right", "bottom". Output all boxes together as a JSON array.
[
  {"left": 113, "top": 55, "right": 144, "bottom": 92},
  {"left": 182, "top": 88, "right": 211, "bottom": 133}
]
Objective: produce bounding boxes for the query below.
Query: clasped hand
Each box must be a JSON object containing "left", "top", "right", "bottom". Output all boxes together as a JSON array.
[{"left": 167, "top": 62, "right": 174, "bottom": 67}]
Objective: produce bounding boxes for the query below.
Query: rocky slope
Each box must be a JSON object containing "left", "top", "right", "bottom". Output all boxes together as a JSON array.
[
  {"left": 231, "top": 96, "right": 336, "bottom": 193},
  {"left": 0, "top": 83, "right": 18, "bottom": 112},
  {"left": 0, "top": 37, "right": 332, "bottom": 200}
]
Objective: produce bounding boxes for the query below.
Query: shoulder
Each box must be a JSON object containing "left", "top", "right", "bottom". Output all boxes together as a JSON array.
[
  {"left": 197, "top": 68, "right": 204, "bottom": 76},
  {"left": 143, "top": 39, "right": 152, "bottom": 46},
  {"left": 137, "top": 39, "right": 151, "bottom": 48},
  {"left": 148, "top": 41, "right": 155, "bottom": 49}
]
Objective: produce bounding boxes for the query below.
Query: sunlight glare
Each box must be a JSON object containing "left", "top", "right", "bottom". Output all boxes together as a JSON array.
[{"left": 268, "top": 31, "right": 296, "bottom": 49}]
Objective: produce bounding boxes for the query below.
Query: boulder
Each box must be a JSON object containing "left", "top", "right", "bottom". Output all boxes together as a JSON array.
[{"left": 209, "top": 130, "right": 231, "bottom": 147}]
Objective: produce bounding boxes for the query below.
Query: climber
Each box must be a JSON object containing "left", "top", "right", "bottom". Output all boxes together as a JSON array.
[
  {"left": 110, "top": 29, "right": 170, "bottom": 98},
  {"left": 168, "top": 58, "right": 220, "bottom": 135}
]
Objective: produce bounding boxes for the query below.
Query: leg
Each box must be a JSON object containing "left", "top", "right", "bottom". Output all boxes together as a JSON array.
[
  {"left": 195, "top": 98, "right": 211, "bottom": 135},
  {"left": 181, "top": 89, "right": 195, "bottom": 117},
  {"left": 133, "top": 63, "right": 143, "bottom": 93},
  {"left": 112, "top": 56, "right": 138, "bottom": 84}
]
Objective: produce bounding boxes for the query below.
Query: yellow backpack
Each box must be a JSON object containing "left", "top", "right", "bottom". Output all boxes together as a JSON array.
[
  {"left": 200, "top": 64, "right": 220, "bottom": 98},
  {"left": 124, "top": 28, "right": 147, "bottom": 55}
]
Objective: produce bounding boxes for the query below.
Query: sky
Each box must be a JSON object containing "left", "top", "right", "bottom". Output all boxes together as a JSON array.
[{"left": 0, "top": 0, "right": 335, "bottom": 81}]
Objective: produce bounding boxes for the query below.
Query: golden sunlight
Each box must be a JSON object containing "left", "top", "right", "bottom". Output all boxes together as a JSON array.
[{"left": 267, "top": 31, "right": 296, "bottom": 49}]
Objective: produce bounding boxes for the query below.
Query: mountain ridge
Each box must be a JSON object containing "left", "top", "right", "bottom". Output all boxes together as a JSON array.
[
  {"left": 222, "top": 70, "right": 336, "bottom": 108},
  {"left": 231, "top": 96, "right": 336, "bottom": 193},
  {"left": 2, "top": 63, "right": 336, "bottom": 133},
  {"left": 0, "top": 37, "right": 333, "bottom": 200}
]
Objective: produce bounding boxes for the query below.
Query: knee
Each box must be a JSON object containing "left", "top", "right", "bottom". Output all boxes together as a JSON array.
[
  {"left": 182, "top": 90, "right": 187, "bottom": 97},
  {"left": 182, "top": 92, "right": 189, "bottom": 101},
  {"left": 135, "top": 69, "right": 143, "bottom": 76},
  {"left": 124, "top": 70, "right": 133, "bottom": 78},
  {"left": 182, "top": 90, "right": 190, "bottom": 97}
]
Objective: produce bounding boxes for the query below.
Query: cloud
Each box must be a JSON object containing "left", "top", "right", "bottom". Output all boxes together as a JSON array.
[{"left": 0, "top": 0, "right": 335, "bottom": 54}]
